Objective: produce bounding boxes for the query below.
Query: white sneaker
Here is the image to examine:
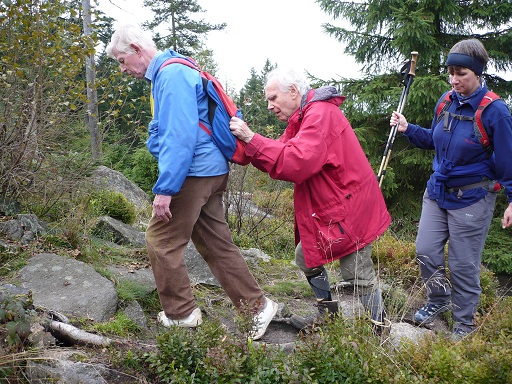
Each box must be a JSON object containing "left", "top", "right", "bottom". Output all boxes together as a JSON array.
[
  {"left": 251, "top": 298, "right": 278, "bottom": 340},
  {"left": 157, "top": 307, "right": 202, "bottom": 328}
]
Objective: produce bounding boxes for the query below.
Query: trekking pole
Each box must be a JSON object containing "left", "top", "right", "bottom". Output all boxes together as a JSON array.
[{"left": 377, "top": 51, "right": 419, "bottom": 188}]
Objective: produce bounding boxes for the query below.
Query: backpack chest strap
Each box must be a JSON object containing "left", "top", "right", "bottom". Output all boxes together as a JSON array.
[{"left": 442, "top": 111, "right": 473, "bottom": 132}]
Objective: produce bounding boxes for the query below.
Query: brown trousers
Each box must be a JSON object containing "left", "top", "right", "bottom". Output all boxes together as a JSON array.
[{"left": 145, "top": 174, "right": 264, "bottom": 319}]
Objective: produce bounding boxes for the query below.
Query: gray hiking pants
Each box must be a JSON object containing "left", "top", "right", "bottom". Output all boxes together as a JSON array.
[
  {"left": 416, "top": 189, "right": 496, "bottom": 328},
  {"left": 295, "top": 242, "right": 378, "bottom": 295}
]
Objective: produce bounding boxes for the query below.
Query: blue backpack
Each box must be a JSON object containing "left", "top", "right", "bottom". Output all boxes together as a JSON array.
[{"left": 159, "top": 57, "right": 249, "bottom": 165}]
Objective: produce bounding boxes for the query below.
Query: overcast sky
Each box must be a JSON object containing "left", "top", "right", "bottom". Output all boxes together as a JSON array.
[{"left": 98, "top": 0, "right": 363, "bottom": 91}]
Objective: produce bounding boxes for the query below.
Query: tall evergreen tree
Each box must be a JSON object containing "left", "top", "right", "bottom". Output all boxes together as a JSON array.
[
  {"left": 142, "top": 0, "right": 226, "bottom": 56},
  {"left": 237, "top": 60, "right": 286, "bottom": 137},
  {"left": 318, "top": 0, "right": 512, "bottom": 79},
  {"left": 315, "top": 0, "right": 512, "bottom": 228}
]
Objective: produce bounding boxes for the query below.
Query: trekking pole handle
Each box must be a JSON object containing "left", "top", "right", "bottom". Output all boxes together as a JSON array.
[
  {"left": 397, "top": 51, "right": 419, "bottom": 114},
  {"left": 409, "top": 51, "right": 419, "bottom": 76},
  {"left": 377, "top": 51, "right": 419, "bottom": 187}
]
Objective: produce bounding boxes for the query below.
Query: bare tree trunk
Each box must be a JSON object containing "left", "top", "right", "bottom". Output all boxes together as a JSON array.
[{"left": 82, "top": 0, "right": 101, "bottom": 160}]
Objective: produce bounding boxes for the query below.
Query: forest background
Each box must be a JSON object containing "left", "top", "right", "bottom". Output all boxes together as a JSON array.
[
  {"left": 1, "top": 0, "right": 512, "bottom": 382},
  {"left": 2, "top": 0, "right": 511, "bottom": 270}
]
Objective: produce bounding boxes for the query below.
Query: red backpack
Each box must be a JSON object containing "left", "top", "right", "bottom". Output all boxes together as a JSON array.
[
  {"left": 435, "top": 91, "right": 500, "bottom": 155},
  {"left": 158, "top": 57, "right": 250, "bottom": 166}
]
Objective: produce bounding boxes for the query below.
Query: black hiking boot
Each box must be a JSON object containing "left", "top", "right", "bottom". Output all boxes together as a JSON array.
[{"left": 289, "top": 299, "right": 339, "bottom": 331}]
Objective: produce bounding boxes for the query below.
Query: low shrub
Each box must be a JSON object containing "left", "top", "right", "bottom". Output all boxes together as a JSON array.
[
  {"left": 87, "top": 190, "right": 136, "bottom": 225},
  {"left": 482, "top": 217, "right": 512, "bottom": 274},
  {"left": 0, "top": 296, "right": 32, "bottom": 353},
  {"left": 88, "top": 312, "right": 141, "bottom": 338}
]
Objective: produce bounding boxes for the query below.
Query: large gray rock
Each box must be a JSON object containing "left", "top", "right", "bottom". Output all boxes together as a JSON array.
[
  {"left": 104, "top": 239, "right": 266, "bottom": 290},
  {"left": 0, "top": 198, "right": 21, "bottom": 215},
  {"left": 388, "top": 322, "right": 434, "bottom": 347},
  {"left": 0, "top": 213, "right": 48, "bottom": 243},
  {"left": 122, "top": 300, "right": 148, "bottom": 328},
  {"left": 0, "top": 218, "right": 23, "bottom": 240},
  {"left": 18, "top": 253, "right": 118, "bottom": 322},
  {"left": 106, "top": 265, "right": 156, "bottom": 294},
  {"left": 26, "top": 349, "right": 136, "bottom": 383},
  {"left": 92, "top": 216, "right": 146, "bottom": 247},
  {"left": 0, "top": 284, "right": 32, "bottom": 307},
  {"left": 89, "top": 166, "right": 151, "bottom": 214},
  {"left": 183, "top": 241, "right": 220, "bottom": 286}
]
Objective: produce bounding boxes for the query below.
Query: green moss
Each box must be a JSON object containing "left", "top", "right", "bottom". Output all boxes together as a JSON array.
[{"left": 87, "top": 190, "right": 136, "bottom": 225}]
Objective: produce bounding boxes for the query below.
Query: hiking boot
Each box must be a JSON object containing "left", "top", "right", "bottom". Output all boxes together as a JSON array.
[
  {"left": 414, "top": 302, "right": 451, "bottom": 325},
  {"left": 450, "top": 323, "right": 474, "bottom": 341},
  {"left": 157, "top": 307, "right": 202, "bottom": 328},
  {"left": 289, "top": 313, "right": 319, "bottom": 331},
  {"left": 289, "top": 299, "right": 338, "bottom": 331},
  {"left": 359, "top": 288, "right": 391, "bottom": 336},
  {"left": 317, "top": 299, "right": 339, "bottom": 315},
  {"left": 251, "top": 297, "right": 278, "bottom": 340},
  {"left": 451, "top": 328, "right": 470, "bottom": 341}
]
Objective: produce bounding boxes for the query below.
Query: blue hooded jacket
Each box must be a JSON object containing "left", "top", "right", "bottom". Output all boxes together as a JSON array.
[{"left": 144, "top": 50, "right": 229, "bottom": 195}]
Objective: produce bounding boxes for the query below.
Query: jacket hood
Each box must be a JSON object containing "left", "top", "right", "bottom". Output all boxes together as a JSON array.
[
  {"left": 299, "top": 86, "right": 345, "bottom": 118},
  {"left": 302, "top": 86, "right": 345, "bottom": 105}
]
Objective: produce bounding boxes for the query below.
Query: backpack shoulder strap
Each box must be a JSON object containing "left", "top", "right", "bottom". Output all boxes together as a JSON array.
[
  {"left": 474, "top": 91, "right": 499, "bottom": 153},
  {"left": 435, "top": 92, "right": 453, "bottom": 125},
  {"left": 158, "top": 57, "right": 237, "bottom": 118},
  {"left": 158, "top": 57, "right": 216, "bottom": 124},
  {"left": 159, "top": 57, "right": 200, "bottom": 72},
  {"left": 201, "top": 72, "right": 238, "bottom": 117}
]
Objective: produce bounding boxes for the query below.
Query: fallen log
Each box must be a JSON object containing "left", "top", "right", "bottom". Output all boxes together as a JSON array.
[{"left": 48, "top": 320, "right": 113, "bottom": 347}]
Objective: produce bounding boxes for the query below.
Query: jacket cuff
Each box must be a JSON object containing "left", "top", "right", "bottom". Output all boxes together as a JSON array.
[{"left": 245, "top": 133, "right": 265, "bottom": 157}]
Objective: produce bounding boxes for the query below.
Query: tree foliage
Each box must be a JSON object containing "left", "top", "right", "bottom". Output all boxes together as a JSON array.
[
  {"left": 237, "top": 60, "right": 286, "bottom": 137},
  {"left": 315, "top": 0, "right": 512, "bottom": 228},
  {"left": 0, "top": 0, "right": 93, "bottom": 210},
  {"left": 318, "top": 0, "right": 512, "bottom": 77},
  {"left": 142, "top": 0, "right": 226, "bottom": 55}
]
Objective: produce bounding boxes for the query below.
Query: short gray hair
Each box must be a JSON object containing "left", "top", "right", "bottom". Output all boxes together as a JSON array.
[
  {"left": 106, "top": 24, "right": 156, "bottom": 58},
  {"left": 265, "top": 68, "right": 310, "bottom": 95}
]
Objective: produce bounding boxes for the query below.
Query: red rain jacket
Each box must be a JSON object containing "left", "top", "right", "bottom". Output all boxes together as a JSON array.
[{"left": 245, "top": 87, "right": 391, "bottom": 268}]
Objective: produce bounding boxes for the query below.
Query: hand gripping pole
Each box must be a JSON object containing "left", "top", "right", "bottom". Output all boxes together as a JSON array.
[{"left": 377, "top": 51, "right": 419, "bottom": 188}]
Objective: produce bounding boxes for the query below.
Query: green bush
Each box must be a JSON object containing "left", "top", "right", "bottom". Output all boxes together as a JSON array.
[
  {"left": 88, "top": 312, "right": 141, "bottom": 338},
  {"left": 374, "top": 232, "right": 419, "bottom": 286},
  {"left": 477, "top": 267, "right": 499, "bottom": 317},
  {"left": 482, "top": 218, "right": 512, "bottom": 274},
  {"left": 0, "top": 297, "right": 32, "bottom": 352},
  {"left": 144, "top": 320, "right": 225, "bottom": 383},
  {"left": 126, "top": 148, "right": 158, "bottom": 196},
  {"left": 396, "top": 297, "right": 512, "bottom": 383},
  {"left": 87, "top": 190, "right": 136, "bottom": 225},
  {"left": 145, "top": 316, "right": 302, "bottom": 383},
  {"left": 230, "top": 216, "right": 295, "bottom": 260}
]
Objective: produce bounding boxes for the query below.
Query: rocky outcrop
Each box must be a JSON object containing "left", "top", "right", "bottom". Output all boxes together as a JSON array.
[
  {"left": 89, "top": 166, "right": 151, "bottom": 214},
  {"left": 18, "top": 253, "right": 118, "bottom": 322},
  {"left": 26, "top": 349, "right": 137, "bottom": 384},
  {"left": 0, "top": 213, "right": 48, "bottom": 245},
  {"left": 92, "top": 216, "right": 146, "bottom": 247}
]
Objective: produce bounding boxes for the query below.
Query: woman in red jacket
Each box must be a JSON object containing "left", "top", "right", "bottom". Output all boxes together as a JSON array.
[{"left": 230, "top": 68, "right": 391, "bottom": 332}]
